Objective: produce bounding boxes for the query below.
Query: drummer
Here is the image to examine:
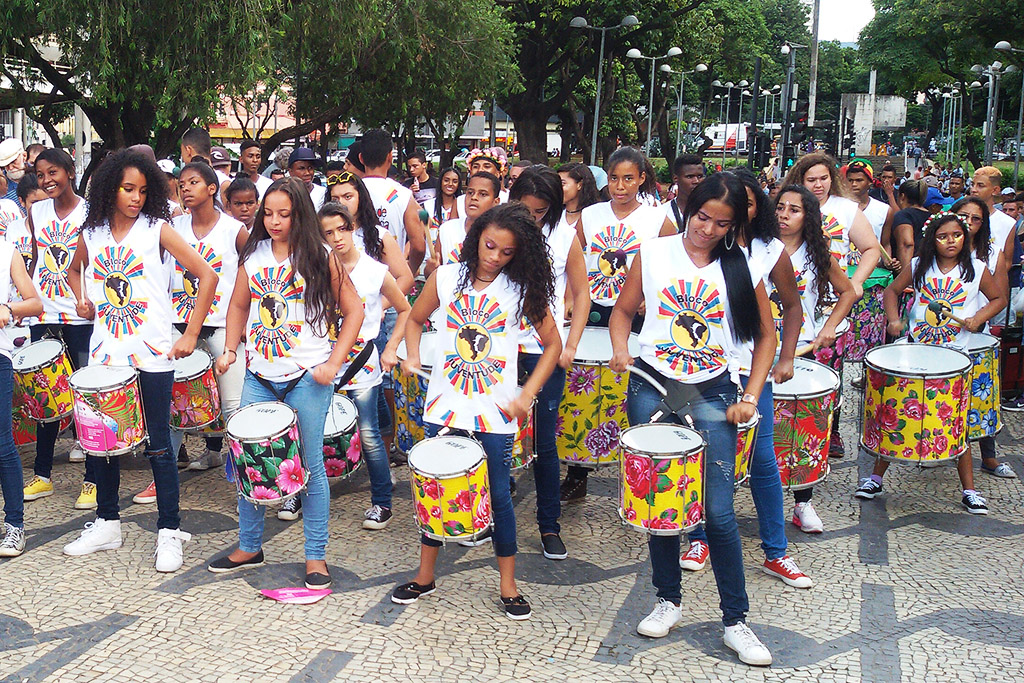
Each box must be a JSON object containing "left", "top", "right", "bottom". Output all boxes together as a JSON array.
[
  {"left": 609, "top": 173, "right": 775, "bottom": 666},
  {"left": 859, "top": 212, "right": 1006, "bottom": 512}
]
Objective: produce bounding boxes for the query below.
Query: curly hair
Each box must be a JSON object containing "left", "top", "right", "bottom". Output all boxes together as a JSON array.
[
  {"left": 951, "top": 196, "right": 991, "bottom": 265},
  {"left": 457, "top": 203, "right": 556, "bottom": 326},
  {"left": 83, "top": 150, "right": 171, "bottom": 230},
  {"left": 776, "top": 185, "right": 832, "bottom": 317},
  {"left": 912, "top": 212, "right": 973, "bottom": 292},
  {"left": 328, "top": 172, "right": 383, "bottom": 260},
  {"left": 782, "top": 152, "right": 851, "bottom": 200}
]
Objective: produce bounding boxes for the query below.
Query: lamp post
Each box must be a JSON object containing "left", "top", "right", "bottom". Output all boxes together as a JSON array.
[
  {"left": 973, "top": 60, "right": 1016, "bottom": 164},
  {"left": 736, "top": 83, "right": 751, "bottom": 161},
  {"left": 996, "top": 40, "right": 1024, "bottom": 187},
  {"left": 571, "top": 15, "right": 640, "bottom": 166},
  {"left": 663, "top": 63, "right": 708, "bottom": 156},
  {"left": 627, "top": 46, "right": 682, "bottom": 155},
  {"left": 711, "top": 81, "right": 738, "bottom": 168},
  {"left": 779, "top": 42, "right": 807, "bottom": 168}
]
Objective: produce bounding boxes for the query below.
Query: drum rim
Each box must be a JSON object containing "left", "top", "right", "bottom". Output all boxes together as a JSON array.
[
  {"left": 617, "top": 508, "right": 701, "bottom": 535},
  {"left": 226, "top": 401, "right": 298, "bottom": 443},
  {"left": 619, "top": 423, "right": 705, "bottom": 458},
  {"left": 79, "top": 435, "right": 149, "bottom": 458},
  {"left": 324, "top": 394, "right": 358, "bottom": 436},
  {"left": 13, "top": 338, "right": 68, "bottom": 373},
  {"left": 864, "top": 343, "right": 972, "bottom": 378},
  {"left": 967, "top": 332, "right": 1000, "bottom": 353},
  {"left": 772, "top": 357, "right": 841, "bottom": 400},
  {"left": 173, "top": 349, "right": 214, "bottom": 381},
  {"left": 407, "top": 434, "right": 485, "bottom": 478},
  {"left": 396, "top": 331, "right": 436, "bottom": 370},
  {"left": 69, "top": 365, "right": 140, "bottom": 392},
  {"left": 858, "top": 439, "right": 969, "bottom": 464}
]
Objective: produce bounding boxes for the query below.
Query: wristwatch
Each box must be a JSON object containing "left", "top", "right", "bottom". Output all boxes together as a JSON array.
[{"left": 740, "top": 393, "right": 757, "bottom": 406}]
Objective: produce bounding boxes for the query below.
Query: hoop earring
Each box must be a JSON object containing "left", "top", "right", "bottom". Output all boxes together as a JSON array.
[
  {"left": 724, "top": 229, "right": 736, "bottom": 251},
  {"left": 682, "top": 225, "right": 689, "bottom": 239}
]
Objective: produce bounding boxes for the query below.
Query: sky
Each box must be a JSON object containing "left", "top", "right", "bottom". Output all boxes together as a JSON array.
[{"left": 817, "top": 0, "right": 875, "bottom": 43}]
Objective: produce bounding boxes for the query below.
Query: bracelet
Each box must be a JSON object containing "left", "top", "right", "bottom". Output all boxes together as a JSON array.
[
  {"left": 226, "top": 349, "right": 237, "bottom": 358},
  {"left": 740, "top": 393, "right": 757, "bottom": 406}
]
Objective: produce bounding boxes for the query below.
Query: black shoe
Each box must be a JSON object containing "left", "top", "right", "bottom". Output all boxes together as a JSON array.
[
  {"left": 501, "top": 594, "right": 532, "bottom": 620},
  {"left": 362, "top": 505, "right": 392, "bottom": 530},
  {"left": 278, "top": 496, "right": 301, "bottom": 521},
  {"left": 388, "top": 444, "right": 407, "bottom": 467},
  {"left": 391, "top": 580, "right": 436, "bottom": 604},
  {"left": 560, "top": 475, "right": 587, "bottom": 503},
  {"left": 177, "top": 443, "right": 190, "bottom": 469},
  {"left": 207, "top": 550, "right": 265, "bottom": 573},
  {"left": 305, "top": 571, "right": 332, "bottom": 590},
  {"left": 541, "top": 533, "right": 568, "bottom": 560},
  {"left": 457, "top": 527, "right": 492, "bottom": 547},
  {"left": 509, "top": 477, "right": 517, "bottom": 498}
]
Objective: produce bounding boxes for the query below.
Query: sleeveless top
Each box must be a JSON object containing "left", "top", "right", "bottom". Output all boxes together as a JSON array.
[
  {"left": 31, "top": 198, "right": 90, "bottom": 325},
  {"left": 333, "top": 252, "right": 387, "bottom": 390},
  {"left": 821, "top": 194, "right": 860, "bottom": 269},
  {"left": 423, "top": 263, "right": 521, "bottom": 435},
  {"left": 907, "top": 256, "right": 985, "bottom": 350},
  {"left": 437, "top": 217, "right": 468, "bottom": 266},
  {"left": 4, "top": 217, "right": 33, "bottom": 270},
  {"left": 242, "top": 239, "right": 333, "bottom": 381},
  {"left": 363, "top": 177, "right": 413, "bottom": 253},
  {"left": 82, "top": 216, "right": 174, "bottom": 372},
  {"left": 735, "top": 238, "right": 784, "bottom": 374},
  {"left": 862, "top": 197, "right": 889, "bottom": 240},
  {"left": 581, "top": 201, "right": 664, "bottom": 306},
  {"left": 0, "top": 242, "right": 14, "bottom": 359},
  {"left": 519, "top": 217, "right": 576, "bottom": 353},
  {"left": 170, "top": 211, "right": 243, "bottom": 328},
  {"left": 0, "top": 198, "right": 22, "bottom": 236}
]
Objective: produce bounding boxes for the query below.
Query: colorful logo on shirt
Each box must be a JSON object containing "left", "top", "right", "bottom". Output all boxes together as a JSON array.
[
  {"left": 36, "top": 219, "right": 78, "bottom": 299},
  {"left": 588, "top": 222, "right": 641, "bottom": 301},
  {"left": 443, "top": 292, "right": 507, "bottom": 396},
  {"left": 822, "top": 213, "right": 846, "bottom": 263},
  {"left": 249, "top": 265, "right": 304, "bottom": 358},
  {"left": 444, "top": 243, "right": 463, "bottom": 265},
  {"left": 93, "top": 245, "right": 147, "bottom": 338},
  {"left": 654, "top": 279, "right": 726, "bottom": 376},
  {"left": 172, "top": 243, "right": 222, "bottom": 323},
  {"left": 0, "top": 208, "right": 19, "bottom": 237},
  {"left": 912, "top": 276, "right": 967, "bottom": 345}
]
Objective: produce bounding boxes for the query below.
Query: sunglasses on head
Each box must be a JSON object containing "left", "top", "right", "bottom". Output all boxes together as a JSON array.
[{"left": 326, "top": 171, "right": 356, "bottom": 186}]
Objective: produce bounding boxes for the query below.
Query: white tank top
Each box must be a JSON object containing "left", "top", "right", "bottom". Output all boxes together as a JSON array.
[
  {"left": 242, "top": 239, "right": 333, "bottom": 380},
  {"left": 423, "top": 263, "right": 521, "bottom": 434},
  {"left": 31, "top": 198, "right": 89, "bottom": 325},
  {"left": 907, "top": 256, "right": 985, "bottom": 350},
  {"left": 637, "top": 236, "right": 737, "bottom": 384},
  {"left": 437, "top": 217, "right": 468, "bottom": 265},
  {"left": 334, "top": 252, "right": 387, "bottom": 389},
  {"left": 170, "top": 212, "right": 243, "bottom": 328},
  {"left": 0, "top": 198, "right": 22, "bottom": 236},
  {"left": 581, "top": 201, "right": 664, "bottom": 306},
  {"left": 0, "top": 242, "right": 14, "bottom": 359},
  {"left": 82, "top": 217, "right": 174, "bottom": 372},
  {"left": 4, "top": 217, "right": 33, "bottom": 271},
  {"left": 519, "top": 217, "right": 576, "bottom": 353},
  {"left": 735, "top": 238, "right": 784, "bottom": 374},
  {"left": 363, "top": 177, "right": 413, "bottom": 252},
  {"left": 822, "top": 194, "right": 860, "bottom": 269},
  {"left": 862, "top": 197, "right": 888, "bottom": 239}
]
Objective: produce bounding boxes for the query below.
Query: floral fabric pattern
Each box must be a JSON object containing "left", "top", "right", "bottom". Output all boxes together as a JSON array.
[
  {"left": 619, "top": 450, "right": 704, "bottom": 534},
  {"left": 845, "top": 284, "right": 886, "bottom": 362},
  {"left": 170, "top": 365, "right": 221, "bottom": 431},
  {"left": 323, "top": 421, "right": 361, "bottom": 480},
  {"left": 230, "top": 421, "right": 305, "bottom": 504},
  {"left": 967, "top": 341, "right": 1001, "bottom": 441},
  {"left": 411, "top": 454, "right": 491, "bottom": 540},
  {"left": 557, "top": 363, "right": 629, "bottom": 467},
  {"left": 734, "top": 416, "right": 757, "bottom": 488},
  {"left": 71, "top": 377, "right": 147, "bottom": 455},
  {"left": 774, "top": 391, "right": 835, "bottom": 489},
  {"left": 14, "top": 347, "right": 74, "bottom": 422}
]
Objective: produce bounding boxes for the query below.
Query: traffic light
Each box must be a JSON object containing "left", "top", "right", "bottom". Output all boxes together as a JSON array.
[
  {"left": 792, "top": 98, "right": 810, "bottom": 145},
  {"left": 754, "top": 133, "right": 771, "bottom": 169}
]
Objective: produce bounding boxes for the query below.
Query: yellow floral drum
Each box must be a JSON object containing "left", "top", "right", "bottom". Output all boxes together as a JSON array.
[
  {"left": 12, "top": 378, "right": 71, "bottom": 450},
  {"left": 734, "top": 412, "right": 760, "bottom": 488},
  {"left": 69, "top": 365, "right": 148, "bottom": 456},
  {"left": 619, "top": 423, "right": 705, "bottom": 535},
  {"left": 170, "top": 350, "right": 221, "bottom": 431},
  {"left": 13, "top": 339, "right": 74, "bottom": 423},
  {"left": 862, "top": 343, "right": 971, "bottom": 464},
  {"left": 966, "top": 333, "right": 1001, "bottom": 441},
  {"left": 773, "top": 358, "right": 840, "bottom": 490},
  {"left": 408, "top": 435, "right": 491, "bottom": 542},
  {"left": 557, "top": 327, "right": 640, "bottom": 468}
]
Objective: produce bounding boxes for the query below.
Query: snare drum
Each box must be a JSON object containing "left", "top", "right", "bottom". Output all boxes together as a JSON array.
[
  {"left": 69, "top": 366, "right": 147, "bottom": 456},
  {"left": 13, "top": 339, "right": 74, "bottom": 422},
  {"left": 966, "top": 333, "right": 1001, "bottom": 440},
  {"left": 323, "top": 394, "right": 360, "bottom": 480},
  {"left": 845, "top": 266, "right": 892, "bottom": 362},
  {"left": 618, "top": 423, "right": 705, "bottom": 534},
  {"left": 557, "top": 327, "right": 641, "bottom": 468},
  {"left": 734, "top": 412, "right": 760, "bottom": 488},
  {"left": 773, "top": 358, "right": 840, "bottom": 489},
  {"left": 408, "top": 435, "right": 491, "bottom": 542},
  {"left": 862, "top": 343, "right": 971, "bottom": 463},
  {"left": 227, "top": 402, "right": 306, "bottom": 504},
  {"left": 170, "top": 350, "right": 221, "bottom": 431}
]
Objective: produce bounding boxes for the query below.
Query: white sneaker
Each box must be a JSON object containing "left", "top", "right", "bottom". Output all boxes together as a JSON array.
[
  {"left": 723, "top": 622, "right": 773, "bottom": 666},
  {"left": 154, "top": 528, "right": 192, "bottom": 572},
  {"left": 636, "top": 598, "right": 683, "bottom": 638},
  {"left": 63, "top": 518, "right": 122, "bottom": 556},
  {"left": 187, "top": 449, "right": 224, "bottom": 471},
  {"left": 0, "top": 523, "right": 26, "bottom": 557},
  {"left": 791, "top": 502, "right": 824, "bottom": 533},
  {"left": 68, "top": 447, "right": 86, "bottom": 463}
]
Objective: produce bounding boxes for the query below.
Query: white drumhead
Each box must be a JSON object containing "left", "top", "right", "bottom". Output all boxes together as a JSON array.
[
  {"left": 396, "top": 331, "right": 437, "bottom": 371},
  {"left": 408, "top": 435, "right": 484, "bottom": 476},
  {"left": 967, "top": 332, "right": 998, "bottom": 354},
  {"left": 228, "top": 402, "right": 295, "bottom": 440},
  {"left": 13, "top": 339, "right": 63, "bottom": 371},
  {"left": 325, "top": 394, "right": 357, "bottom": 434},
  {"left": 866, "top": 343, "right": 971, "bottom": 376},
  {"left": 620, "top": 423, "right": 703, "bottom": 455},
  {"left": 69, "top": 365, "right": 136, "bottom": 391},
  {"left": 573, "top": 327, "right": 641, "bottom": 364},
  {"left": 835, "top": 318, "right": 850, "bottom": 334},
  {"left": 774, "top": 358, "right": 840, "bottom": 399},
  {"left": 173, "top": 349, "right": 213, "bottom": 380}
]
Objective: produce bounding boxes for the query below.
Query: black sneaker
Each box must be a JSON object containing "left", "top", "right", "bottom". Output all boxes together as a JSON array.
[
  {"left": 854, "top": 478, "right": 882, "bottom": 499},
  {"left": 829, "top": 432, "right": 845, "bottom": 459},
  {"left": 177, "top": 443, "right": 191, "bottom": 469},
  {"left": 388, "top": 444, "right": 408, "bottom": 467},
  {"left": 501, "top": 595, "right": 532, "bottom": 620},
  {"left": 391, "top": 580, "right": 436, "bottom": 604},
  {"left": 277, "top": 496, "right": 301, "bottom": 521},
  {"left": 457, "top": 527, "right": 492, "bottom": 547},
  {"left": 541, "top": 533, "right": 568, "bottom": 560},
  {"left": 559, "top": 476, "right": 587, "bottom": 503},
  {"left": 362, "top": 505, "right": 392, "bottom": 530},
  {"left": 962, "top": 491, "right": 989, "bottom": 515},
  {"left": 208, "top": 550, "right": 265, "bottom": 573},
  {"left": 305, "top": 571, "right": 332, "bottom": 590},
  {"left": 509, "top": 477, "right": 517, "bottom": 498}
]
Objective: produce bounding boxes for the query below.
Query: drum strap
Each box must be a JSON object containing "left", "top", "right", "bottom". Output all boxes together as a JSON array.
[
  {"left": 254, "top": 371, "right": 307, "bottom": 402},
  {"left": 635, "top": 357, "right": 736, "bottom": 426},
  {"left": 669, "top": 199, "right": 684, "bottom": 232},
  {"left": 334, "top": 343, "right": 374, "bottom": 391}
]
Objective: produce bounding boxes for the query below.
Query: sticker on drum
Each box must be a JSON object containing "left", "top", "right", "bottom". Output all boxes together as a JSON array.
[
  {"left": 618, "top": 424, "right": 705, "bottom": 535},
  {"left": 69, "top": 365, "right": 147, "bottom": 456},
  {"left": 324, "top": 394, "right": 360, "bottom": 479},
  {"left": 966, "top": 333, "right": 1001, "bottom": 441},
  {"left": 170, "top": 350, "right": 221, "bottom": 431},
  {"left": 13, "top": 339, "right": 75, "bottom": 423},
  {"left": 408, "top": 436, "right": 491, "bottom": 541},
  {"left": 227, "top": 402, "right": 305, "bottom": 504},
  {"left": 773, "top": 358, "right": 839, "bottom": 490}
]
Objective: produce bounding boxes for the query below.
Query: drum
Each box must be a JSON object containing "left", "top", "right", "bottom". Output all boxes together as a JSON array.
[
  {"left": 12, "top": 339, "right": 74, "bottom": 422},
  {"left": 323, "top": 394, "right": 360, "bottom": 480},
  {"left": 170, "top": 350, "right": 221, "bottom": 431},
  {"left": 227, "top": 402, "right": 306, "bottom": 505},
  {"left": 862, "top": 343, "right": 971, "bottom": 464},
  {"left": 844, "top": 266, "right": 892, "bottom": 362},
  {"left": 12, "top": 378, "right": 71, "bottom": 451},
  {"left": 966, "top": 333, "right": 1001, "bottom": 441},
  {"left": 557, "top": 327, "right": 641, "bottom": 468},
  {"left": 510, "top": 409, "right": 535, "bottom": 471},
  {"left": 1000, "top": 326, "right": 1024, "bottom": 405},
  {"left": 69, "top": 365, "right": 147, "bottom": 456},
  {"left": 773, "top": 358, "right": 840, "bottom": 489},
  {"left": 618, "top": 423, "right": 705, "bottom": 534},
  {"left": 811, "top": 317, "right": 850, "bottom": 387},
  {"left": 408, "top": 435, "right": 491, "bottom": 542},
  {"left": 734, "top": 412, "right": 760, "bottom": 488}
]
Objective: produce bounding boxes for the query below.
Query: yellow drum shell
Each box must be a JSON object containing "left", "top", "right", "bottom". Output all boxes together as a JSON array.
[
  {"left": 618, "top": 424, "right": 705, "bottom": 535},
  {"left": 408, "top": 436, "right": 491, "bottom": 542}
]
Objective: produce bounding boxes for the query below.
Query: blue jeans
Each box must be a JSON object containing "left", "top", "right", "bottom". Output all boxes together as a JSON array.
[
  {"left": 344, "top": 383, "right": 391, "bottom": 508},
  {"left": 93, "top": 370, "right": 179, "bottom": 529},
  {"left": 422, "top": 423, "right": 517, "bottom": 557},
  {"left": 237, "top": 371, "right": 333, "bottom": 560},
  {"left": 29, "top": 324, "right": 97, "bottom": 483},
  {"left": 0, "top": 355, "right": 25, "bottom": 529},
  {"left": 629, "top": 373, "right": 750, "bottom": 626},
  {"left": 373, "top": 307, "right": 398, "bottom": 433},
  {"left": 519, "top": 352, "right": 565, "bottom": 534},
  {"left": 689, "top": 376, "right": 787, "bottom": 560}
]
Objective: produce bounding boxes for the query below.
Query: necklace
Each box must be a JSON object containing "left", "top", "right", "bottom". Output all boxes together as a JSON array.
[
  {"left": 476, "top": 276, "right": 496, "bottom": 282},
  {"left": 565, "top": 207, "right": 582, "bottom": 214}
]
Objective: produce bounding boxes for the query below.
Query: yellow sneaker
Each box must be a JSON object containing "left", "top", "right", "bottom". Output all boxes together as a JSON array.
[
  {"left": 23, "top": 476, "right": 54, "bottom": 501},
  {"left": 75, "top": 482, "right": 98, "bottom": 510}
]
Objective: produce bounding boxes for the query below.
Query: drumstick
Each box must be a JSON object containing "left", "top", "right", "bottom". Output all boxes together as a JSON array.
[
  {"left": 410, "top": 366, "right": 431, "bottom": 381},
  {"left": 927, "top": 300, "right": 969, "bottom": 327},
  {"left": 626, "top": 365, "right": 667, "bottom": 397},
  {"left": 418, "top": 209, "right": 436, "bottom": 263},
  {"left": 79, "top": 267, "right": 87, "bottom": 306},
  {"left": 795, "top": 343, "right": 816, "bottom": 357}
]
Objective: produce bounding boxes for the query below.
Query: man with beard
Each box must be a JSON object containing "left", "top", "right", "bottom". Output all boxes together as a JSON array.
[{"left": 0, "top": 139, "right": 28, "bottom": 209}]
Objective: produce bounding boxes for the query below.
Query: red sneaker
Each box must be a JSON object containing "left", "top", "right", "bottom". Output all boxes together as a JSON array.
[
  {"left": 762, "top": 556, "right": 813, "bottom": 588},
  {"left": 133, "top": 481, "right": 157, "bottom": 505},
  {"left": 679, "top": 540, "right": 709, "bottom": 571}
]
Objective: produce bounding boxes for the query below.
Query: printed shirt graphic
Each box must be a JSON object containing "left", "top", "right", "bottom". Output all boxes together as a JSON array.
[
  {"left": 582, "top": 202, "right": 663, "bottom": 306},
  {"left": 437, "top": 217, "right": 468, "bottom": 265},
  {"left": 94, "top": 245, "right": 149, "bottom": 338},
  {"left": 908, "top": 257, "right": 983, "bottom": 349},
  {"left": 4, "top": 218, "right": 33, "bottom": 270},
  {"left": 364, "top": 177, "right": 411, "bottom": 251},
  {"left": 172, "top": 242, "right": 222, "bottom": 324},
  {"left": 332, "top": 253, "right": 386, "bottom": 390},
  {"left": 821, "top": 195, "right": 858, "bottom": 269},
  {"left": 0, "top": 198, "right": 22, "bottom": 237},
  {"left": 653, "top": 279, "right": 726, "bottom": 377},
  {"left": 768, "top": 243, "right": 817, "bottom": 345},
  {"left": 32, "top": 199, "right": 89, "bottom": 324}
]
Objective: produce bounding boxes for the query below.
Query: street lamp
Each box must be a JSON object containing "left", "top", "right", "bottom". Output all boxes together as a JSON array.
[
  {"left": 779, "top": 41, "right": 808, "bottom": 167},
  {"left": 662, "top": 63, "right": 708, "bottom": 156},
  {"left": 571, "top": 15, "right": 640, "bottom": 165},
  {"left": 996, "top": 40, "right": 1024, "bottom": 187},
  {"left": 973, "top": 60, "right": 1015, "bottom": 164},
  {"left": 712, "top": 80, "right": 740, "bottom": 167},
  {"left": 737, "top": 90, "right": 752, "bottom": 160},
  {"left": 627, "top": 46, "right": 682, "bottom": 154}
]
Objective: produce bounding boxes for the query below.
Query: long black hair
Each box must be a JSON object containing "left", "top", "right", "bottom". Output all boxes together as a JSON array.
[
  {"left": 776, "top": 185, "right": 832, "bottom": 317},
  {"left": 912, "top": 212, "right": 974, "bottom": 291},
  {"left": 730, "top": 167, "right": 779, "bottom": 245},
  {"left": 951, "top": 196, "right": 991, "bottom": 265},
  {"left": 457, "top": 203, "right": 556, "bottom": 325},
  {"left": 328, "top": 171, "right": 383, "bottom": 260},
  {"left": 83, "top": 150, "right": 171, "bottom": 230},
  {"left": 240, "top": 177, "right": 336, "bottom": 329},
  {"left": 683, "top": 173, "right": 762, "bottom": 343},
  {"left": 508, "top": 164, "right": 564, "bottom": 232},
  {"left": 557, "top": 162, "right": 601, "bottom": 210}
]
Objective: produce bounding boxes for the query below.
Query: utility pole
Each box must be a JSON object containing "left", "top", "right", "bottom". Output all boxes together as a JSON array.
[{"left": 808, "top": 0, "right": 821, "bottom": 126}]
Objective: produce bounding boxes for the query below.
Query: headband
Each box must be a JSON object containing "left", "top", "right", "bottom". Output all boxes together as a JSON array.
[{"left": 467, "top": 147, "right": 508, "bottom": 176}]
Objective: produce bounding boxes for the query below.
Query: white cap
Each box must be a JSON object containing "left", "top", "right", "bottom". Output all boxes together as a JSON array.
[
  {"left": 0, "top": 138, "right": 24, "bottom": 167},
  {"left": 157, "top": 159, "right": 176, "bottom": 174}
]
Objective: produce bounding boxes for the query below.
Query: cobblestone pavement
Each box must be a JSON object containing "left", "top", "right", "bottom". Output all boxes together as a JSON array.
[{"left": 2, "top": 371, "right": 1024, "bottom": 682}]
